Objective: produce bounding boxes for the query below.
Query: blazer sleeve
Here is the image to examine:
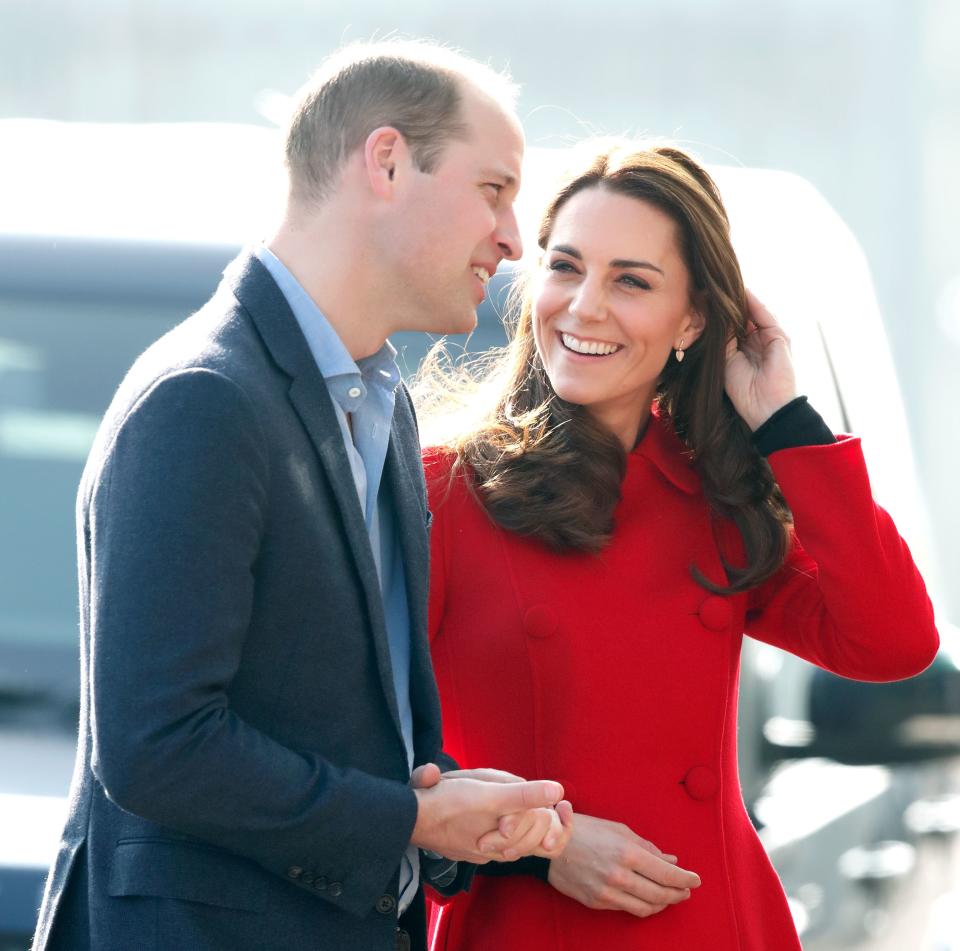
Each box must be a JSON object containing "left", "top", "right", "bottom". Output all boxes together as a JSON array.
[
  {"left": 87, "top": 367, "right": 417, "bottom": 919},
  {"left": 744, "top": 435, "right": 939, "bottom": 681}
]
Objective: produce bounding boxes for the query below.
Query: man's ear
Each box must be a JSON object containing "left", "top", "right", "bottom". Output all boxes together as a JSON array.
[{"left": 363, "top": 126, "right": 410, "bottom": 200}]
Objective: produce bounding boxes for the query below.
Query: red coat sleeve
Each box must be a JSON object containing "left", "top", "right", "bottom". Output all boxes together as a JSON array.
[{"left": 745, "top": 435, "right": 939, "bottom": 681}]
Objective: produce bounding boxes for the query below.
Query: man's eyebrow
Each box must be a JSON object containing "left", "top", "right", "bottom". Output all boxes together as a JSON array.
[
  {"left": 481, "top": 168, "right": 518, "bottom": 187},
  {"left": 550, "top": 245, "right": 665, "bottom": 275}
]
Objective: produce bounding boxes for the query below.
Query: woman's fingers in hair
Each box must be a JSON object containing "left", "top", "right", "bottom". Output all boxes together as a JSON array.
[
  {"left": 744, "top": 288, "right": 776, "bottom": 328},
  {"left": 744, "top": 289, "right": 791, "bottom": 346}
]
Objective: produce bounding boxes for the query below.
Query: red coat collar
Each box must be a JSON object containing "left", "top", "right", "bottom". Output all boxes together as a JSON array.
[{"left": 631, "top": 404, "right": 701, "bottom": 495}]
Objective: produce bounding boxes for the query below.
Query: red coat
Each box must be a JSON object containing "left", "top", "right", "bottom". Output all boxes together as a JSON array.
[{"left": 424, "top": 410, "right": 938, "bottom": 951}]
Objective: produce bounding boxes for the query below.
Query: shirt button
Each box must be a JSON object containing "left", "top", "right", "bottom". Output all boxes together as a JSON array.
[
  {"left": 328, "top": 881, "right": 343, "bottom": 898},
  {"left": 376, "top": 894, "right": 397, "bottom": 915},
  {"left": 348, "top": 386, "right": 362, "bottom": 399},
  {"left": 313, "top": 876, "right": 328, "bottom": 892},
  {"left": 286, "top": 866, "right": 303, "bottom": 880}
]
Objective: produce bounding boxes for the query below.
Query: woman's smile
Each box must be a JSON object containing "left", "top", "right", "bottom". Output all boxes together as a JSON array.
[{"left": 558, "top": 331, "right": 624, "bottom": 357}]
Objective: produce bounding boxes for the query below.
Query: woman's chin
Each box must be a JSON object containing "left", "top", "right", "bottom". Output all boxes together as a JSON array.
[{"left": 549, "top": 379, "right": 597, "bottom": 409}]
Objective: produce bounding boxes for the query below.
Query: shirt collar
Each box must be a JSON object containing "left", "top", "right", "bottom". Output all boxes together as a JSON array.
[{"left": 255, "top": 244, "right": 401, "bottom": 408}]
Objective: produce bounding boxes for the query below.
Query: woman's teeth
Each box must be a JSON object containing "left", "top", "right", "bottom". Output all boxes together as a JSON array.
[{"left": 561, "top": 333, "right": 621, "bottom": 356}]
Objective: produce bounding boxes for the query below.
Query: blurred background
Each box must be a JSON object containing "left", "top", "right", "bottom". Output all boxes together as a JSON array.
[
  {"left": 3, "top": 0, "right": 958, "bottom": 615},
  {"left": 1, "top": 1, "right": 959, "bottom": 948}
]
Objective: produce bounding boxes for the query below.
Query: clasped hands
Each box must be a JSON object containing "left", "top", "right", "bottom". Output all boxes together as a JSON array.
[
  {"left": 410, "top": 766, "right": 701, "bottom": 920},
  {"left": 409, "top": 763, "right": 573, "bottom": 864}
]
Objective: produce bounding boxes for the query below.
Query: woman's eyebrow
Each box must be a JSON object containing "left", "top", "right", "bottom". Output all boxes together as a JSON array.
[
  {"left": 551, "top": 244, "right": 664, "bottom": 275},
  {"left": 610, "top": 258, "right": 664, "bottom": 275}
]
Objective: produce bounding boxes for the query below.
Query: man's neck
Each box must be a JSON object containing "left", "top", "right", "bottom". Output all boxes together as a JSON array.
[{"left": 266, "top": 216, "right": 392, "bottom": 362}]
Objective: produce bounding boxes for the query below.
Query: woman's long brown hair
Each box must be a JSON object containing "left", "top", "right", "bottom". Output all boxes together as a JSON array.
[{"left": 414, "top": 143, "right": 791, "bottom": 594}]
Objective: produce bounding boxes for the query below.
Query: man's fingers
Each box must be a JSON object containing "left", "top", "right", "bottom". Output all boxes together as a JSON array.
[
  {"left": 441, "top": 768, "right": 525, "bottom": 784},
  {"left": 501, "top": 810, "right": 553, "bottom": 861},
  {"left": 479, "top": 808, "right": 539, "bottom": 854},
  {"left": 477, "top": 810, "right": 538, "bottom": 856},
  {"left": 556, "top": 800, "right": 575, "bottom": 828},
  {"left": 479, "top": 803, "right": 569, "bottom": 859},
  {"left": 409, "top": 763, "right": 442, "bottom": 789},
  {"left": 541, "top": 801, "right": 573, "bottom": 854},
  {"left": 500, "top": 779, "right": 564, "bottom": 811}
]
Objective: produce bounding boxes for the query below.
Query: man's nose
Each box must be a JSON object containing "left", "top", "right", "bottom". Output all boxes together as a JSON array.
[{"left": 495, "top": 207, "right": 523, "bottom": 262}]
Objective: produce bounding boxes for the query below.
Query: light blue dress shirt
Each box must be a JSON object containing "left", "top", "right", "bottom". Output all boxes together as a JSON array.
[{"left": 254, "top": 245, "right": 419, "bottom": 912}]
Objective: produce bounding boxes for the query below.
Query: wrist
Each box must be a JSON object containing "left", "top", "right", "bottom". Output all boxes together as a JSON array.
[
  {"left": 744, "top": 393, "right": 799, "bottom": 432},
  {"left": 752, "top": 396, "right": 836, "bottom": 455},
  {"left": 410, "top": 787, "right": 432, "bottom": 850}
]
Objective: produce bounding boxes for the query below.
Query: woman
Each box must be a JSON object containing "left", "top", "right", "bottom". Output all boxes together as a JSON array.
[{"left": 417, "top": 142, "right": 938, "bottom": 950}]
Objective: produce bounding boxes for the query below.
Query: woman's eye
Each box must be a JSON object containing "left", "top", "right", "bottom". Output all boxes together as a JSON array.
[
  {"left": 619, "top": 274, "right": 651, "bottom": 290},
  {"left": 548, "top": 259, "right": 577, "bottom": 273}
]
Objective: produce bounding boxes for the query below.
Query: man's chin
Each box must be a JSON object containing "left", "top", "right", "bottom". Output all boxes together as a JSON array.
[{"left": 434, "top": 311, "right": 478, "bottom": 337}]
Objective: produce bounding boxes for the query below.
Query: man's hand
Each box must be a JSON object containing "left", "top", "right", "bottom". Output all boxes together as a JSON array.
[
  {"left": 547, "top": 814, "right": 700, "bottom": 917},
  {"left": 409, "top": 763, "right": 566, "bottom": 864},
  {"left": 476, "top": 797, "right": 573, "bottom": 861}
]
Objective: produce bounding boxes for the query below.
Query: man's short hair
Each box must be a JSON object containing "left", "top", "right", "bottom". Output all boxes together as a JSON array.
[{"left": 284, "top": 39, "right": 519, "bottom": 204}]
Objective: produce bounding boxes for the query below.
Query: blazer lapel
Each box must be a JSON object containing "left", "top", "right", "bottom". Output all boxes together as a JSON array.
[
  {"left": 384, "top": 395, "right": 442, "bottom": 755},
  {"left": 227, "top": 250, "right": 405, "bottom": 743},
  {"left": 287, "top": 377, "right": 383, "bottom": 612}
]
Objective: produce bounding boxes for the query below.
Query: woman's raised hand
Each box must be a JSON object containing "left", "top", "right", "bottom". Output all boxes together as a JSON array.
[
  {"left": 547, "top": 814, "right": 700, "bottom": 918},
  {"left": 724, "top": 289, "right": 799, "bottom": 431}
]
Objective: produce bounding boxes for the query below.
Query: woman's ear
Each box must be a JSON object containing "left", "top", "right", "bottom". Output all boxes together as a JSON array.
[
  {"left": 678, "top": 299, "right": 707, "bottom": 348},
  {"left": 362, "top": 126, "right": 410, "bottom": 200}
]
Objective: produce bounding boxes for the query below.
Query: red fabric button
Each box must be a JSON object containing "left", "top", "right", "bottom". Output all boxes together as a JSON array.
[
  {"left": 698, "top": 595, "right": 732, "bottom": 631},
  {"left": 524, "top": 605, "right": 558, "bottom": 639},
  {"left": 681, "top": 765, "right": 718, "bottom": 801}
]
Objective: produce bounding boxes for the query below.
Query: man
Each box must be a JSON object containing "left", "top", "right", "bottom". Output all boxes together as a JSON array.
[{"left": 33, "top": 40, "right": 569, "bottom": 951}]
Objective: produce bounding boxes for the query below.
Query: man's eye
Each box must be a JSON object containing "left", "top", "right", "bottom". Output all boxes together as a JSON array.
[{"left": 485, "top": 183, "right": 503, "bottom": 195}]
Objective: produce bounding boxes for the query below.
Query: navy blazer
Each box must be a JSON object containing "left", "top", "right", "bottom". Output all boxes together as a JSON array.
[{"left": 33, "top": 252, "right": 452, "bottom": 951}]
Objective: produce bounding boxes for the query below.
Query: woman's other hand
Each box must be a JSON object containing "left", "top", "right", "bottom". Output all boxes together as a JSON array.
[
  {"left": 724, "top": 289, "right": 798, "bottom": 431},
  {"left": 547, "top": 814, "right": 700, "bottom": 917}
]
